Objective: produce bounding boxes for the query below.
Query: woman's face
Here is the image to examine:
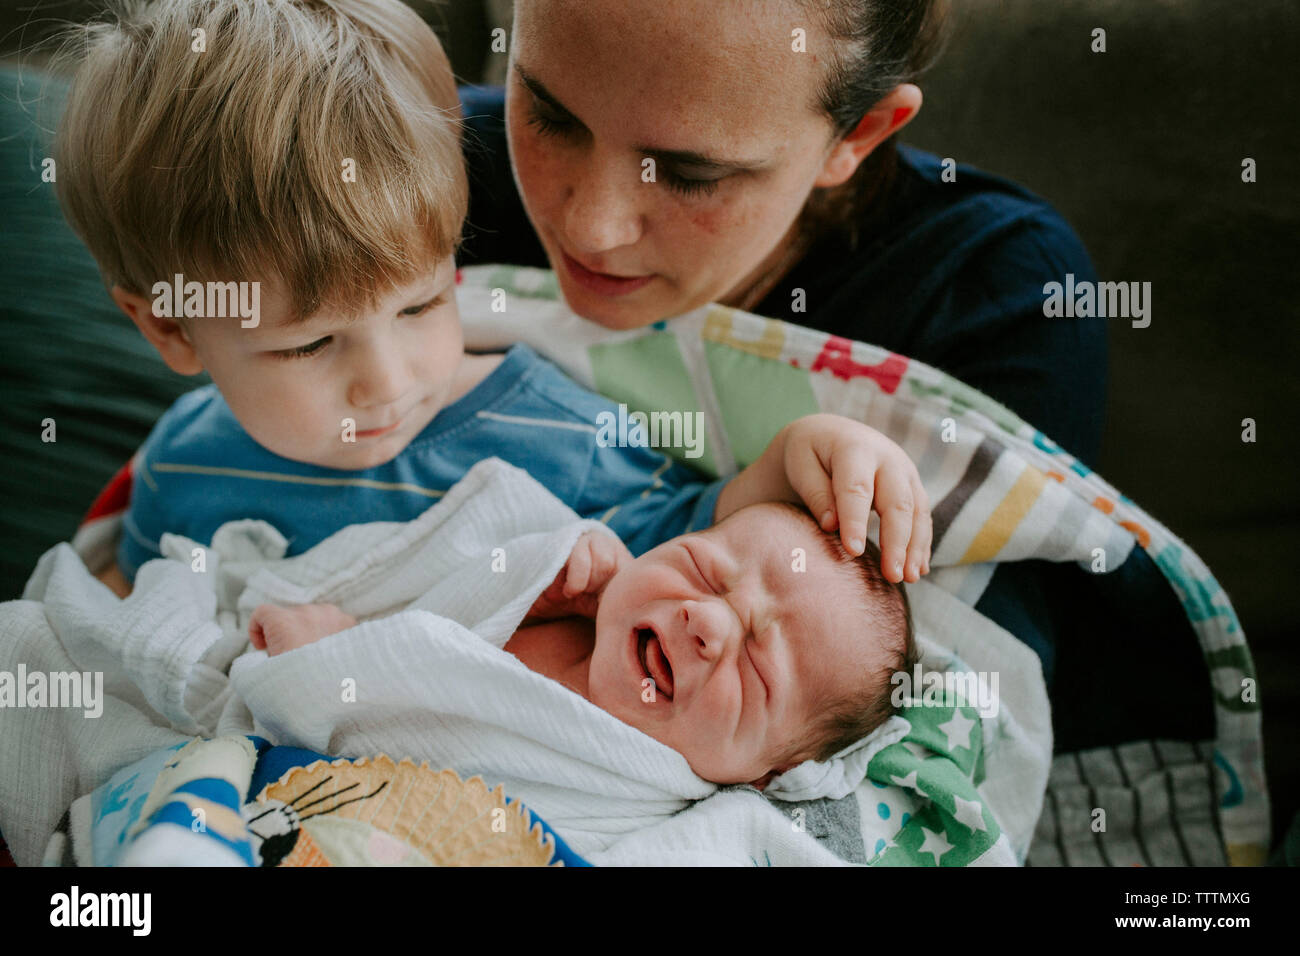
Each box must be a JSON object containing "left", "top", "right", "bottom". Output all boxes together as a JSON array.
[{"left": 505, "top": 0, "right": 845, "bottom": 329}]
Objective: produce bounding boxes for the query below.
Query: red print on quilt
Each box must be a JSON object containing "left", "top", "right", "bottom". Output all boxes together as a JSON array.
[{"left": 809, "top": 336, "right": 909, "bottom": 394}]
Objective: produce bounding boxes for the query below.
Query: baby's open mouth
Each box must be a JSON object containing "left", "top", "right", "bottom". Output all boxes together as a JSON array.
[{"left": 636, "top": 626, "right": 674, "bottom": 699}]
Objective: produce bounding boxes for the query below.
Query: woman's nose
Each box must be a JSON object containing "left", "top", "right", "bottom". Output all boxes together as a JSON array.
[{"left": 562, "top": 154, "right": 644, "bottom": 255}]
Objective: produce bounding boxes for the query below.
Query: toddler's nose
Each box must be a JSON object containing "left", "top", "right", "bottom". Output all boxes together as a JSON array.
[{"left": 349, "top": 341, "right": 410, "bottom": 409}]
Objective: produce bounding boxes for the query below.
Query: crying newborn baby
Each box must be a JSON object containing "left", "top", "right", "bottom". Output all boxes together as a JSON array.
[{"left": 248, "top": 501, "right": 915, "bottom": 789}]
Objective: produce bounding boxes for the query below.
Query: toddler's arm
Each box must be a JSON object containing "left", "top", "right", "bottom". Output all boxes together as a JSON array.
[
  {"left": 95, "top": 561, "right": 133, "bottom": 598},
  {"left": 248, "top": 603, "right": 358, "bottom": 657}
]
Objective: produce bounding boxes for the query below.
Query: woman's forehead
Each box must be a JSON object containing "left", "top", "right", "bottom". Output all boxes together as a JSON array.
[{"left": 512, "top": 0, "right": 828, "bottom": 143}]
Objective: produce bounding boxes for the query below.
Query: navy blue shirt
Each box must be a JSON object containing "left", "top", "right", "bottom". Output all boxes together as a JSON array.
[{"left": 454, "top": 87, "right": 1144, "bottom": 738}]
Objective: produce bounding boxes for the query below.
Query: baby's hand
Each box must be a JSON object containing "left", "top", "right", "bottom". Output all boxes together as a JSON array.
[
  {"left": 527, "top": 529, "right": 632, "bottom": 621},
  {"left": 248, "top": 602, "right": 358, "bottom": 657},
  {"left": 782, "top": 414, "right": 932, "bottom": 583}
]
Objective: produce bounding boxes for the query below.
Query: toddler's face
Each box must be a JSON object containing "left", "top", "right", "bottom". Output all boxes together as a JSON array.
[
  {"left": 590, "top": 503, "right": 886, "bottom": 786},
  {"left": 178, "top": 256, "right": 464, "bottom": 470}
]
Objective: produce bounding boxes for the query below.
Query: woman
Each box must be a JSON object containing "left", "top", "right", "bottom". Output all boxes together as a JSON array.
[
  {"left": 454, "top": 0, "right": 1187, "bottom": 751},
  {"left": 460, "top": 0, "right": 1104, "bottom": 464}
]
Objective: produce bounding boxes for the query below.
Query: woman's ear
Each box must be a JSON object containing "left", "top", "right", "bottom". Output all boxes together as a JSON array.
[
  {"left": 814, "top": 83, "right": 924, "bottom": 189},
  {"left": 110, "top": 286, "right": 205, "bottom": 375}
]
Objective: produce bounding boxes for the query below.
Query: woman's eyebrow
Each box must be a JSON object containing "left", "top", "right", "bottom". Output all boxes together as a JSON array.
[
  {"left": 514, "top": 63, "right": 762, "bottom": 172},
  {"left": 514, "top": 65, "right": 578, "bottom": 120}
]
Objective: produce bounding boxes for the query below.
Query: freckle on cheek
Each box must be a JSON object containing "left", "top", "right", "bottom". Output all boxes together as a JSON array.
[{"left": 689, "top": 210, "right": 724, "bottom": 235}]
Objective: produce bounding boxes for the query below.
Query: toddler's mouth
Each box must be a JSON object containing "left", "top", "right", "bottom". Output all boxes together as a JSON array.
[{"left": 636, "top": 626, "right": 675, "bottom": 700}]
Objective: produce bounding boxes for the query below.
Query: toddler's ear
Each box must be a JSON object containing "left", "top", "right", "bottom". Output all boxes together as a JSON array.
[{"left": 110, "top": 286, "right": 204, "bottom": 375}]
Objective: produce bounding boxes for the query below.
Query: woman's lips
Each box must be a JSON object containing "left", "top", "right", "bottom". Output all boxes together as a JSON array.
[{"left": 562, "top": 251, "right": 654, "bottom": 297}]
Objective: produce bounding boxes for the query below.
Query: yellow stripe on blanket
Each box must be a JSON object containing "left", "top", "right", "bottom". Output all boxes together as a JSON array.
[
  {"left": 702, "top": 307, "right": 785, "bottom": 360},
  {"left": 960, "top": 466, "right": 1047, "bottom": 564}
]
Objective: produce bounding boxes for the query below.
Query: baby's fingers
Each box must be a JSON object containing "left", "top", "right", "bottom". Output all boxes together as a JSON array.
[
  {"left": 874, "top": 466, "right": 918, "bottom": 583},
  {"left": 828, "top": 444, "right": 879, "bottom": 556},
  {"left": 563, "top": 536, "right": 595, "bottom": 596},
  {"left": 784, "top": 446, "right": 842, "bottom": 535},
  {"left": 903, "top": 478, "right": 933, "bottom": 581},
  {"left": 587, "top": 534, "right": 626, "bottom": 589},
  {"left": 248, "top": 604, "right": 275, "bottom": 650}
]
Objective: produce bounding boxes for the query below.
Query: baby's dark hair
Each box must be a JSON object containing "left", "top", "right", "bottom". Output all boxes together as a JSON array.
[{"left": 766, "top": 501, "right": 918, "bottom": 770}]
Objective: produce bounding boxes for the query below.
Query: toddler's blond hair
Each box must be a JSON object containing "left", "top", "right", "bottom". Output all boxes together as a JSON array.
[{"left": 52, "top": 0, "right": 467, "bottom": 323}]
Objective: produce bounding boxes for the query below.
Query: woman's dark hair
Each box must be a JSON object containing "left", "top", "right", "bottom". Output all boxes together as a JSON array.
[{"left": 798, "top": 0, "right": 951, "bottom": 245}]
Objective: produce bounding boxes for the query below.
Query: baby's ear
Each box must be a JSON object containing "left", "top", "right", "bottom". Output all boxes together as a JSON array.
[
  {"left": 748, "top": 766, "right": 792, "bottom": 791},
  {"left": 110, "top": 285, "right": 204, "bottom": 375}
]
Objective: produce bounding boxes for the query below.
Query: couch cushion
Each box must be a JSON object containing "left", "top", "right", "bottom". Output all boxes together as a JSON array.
[
  {"left": 0, "top": 65, "right": 207, "bottom": 598},
  {"left": 904, "top": 0, "right": 1300, "bottom": 639}
]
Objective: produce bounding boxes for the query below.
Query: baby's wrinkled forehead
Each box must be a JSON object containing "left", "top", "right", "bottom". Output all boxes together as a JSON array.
[
  {"left": 730, "top": 501, "right": 860, "bottom": 576},
  {"left": 722, "top": 502, "right": 886, "bottom": 638}
]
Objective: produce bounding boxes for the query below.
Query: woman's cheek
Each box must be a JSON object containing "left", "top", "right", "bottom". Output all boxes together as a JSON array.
[
  {"left": 688, "top": 204, "right": 725, "bottom": 236},
  {"left": 687, "top": 186, "right": 768, "bottom": 249},
  {"left": 507, "top": 125, "right": 561, "bottom": 217},
  {"left": 681, "top": 201, "right": 754, "bottom": 288}
]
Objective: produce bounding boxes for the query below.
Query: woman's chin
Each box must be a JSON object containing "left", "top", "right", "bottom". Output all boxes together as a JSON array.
[
  {"left": 555, "top": 275, "right": 672, "bottom": 330},
  {"left": 564, "top": 294, "right": 652, "bottom": 330}
]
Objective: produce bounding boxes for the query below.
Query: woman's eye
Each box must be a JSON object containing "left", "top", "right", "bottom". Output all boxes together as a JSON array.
[
  {"left": 273, "top": 337, "right": 330, "bottom": 360},
  {"left": 526, "top": 107, "right": 577, "bottom": 141},
  {"left": 664, "top": 171, "right": 723, "bottom": 199}
]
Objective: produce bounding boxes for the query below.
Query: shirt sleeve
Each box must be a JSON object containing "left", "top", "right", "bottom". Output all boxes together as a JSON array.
[
  {"left": 116, "top": 452, "right": 168, "bottom": 582},
  {"left": 115, "top": 406, "right": 187, "bottom": 582}
]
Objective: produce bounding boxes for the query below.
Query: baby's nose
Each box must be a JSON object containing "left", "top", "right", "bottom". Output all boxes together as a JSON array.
[{"left": 680, "top": 599, "right": 736, "bottom": 655}]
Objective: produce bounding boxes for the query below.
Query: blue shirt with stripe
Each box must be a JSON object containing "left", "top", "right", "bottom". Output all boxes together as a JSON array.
[{"left": 118, "top": 343, "right": 727, "bottom": 581}]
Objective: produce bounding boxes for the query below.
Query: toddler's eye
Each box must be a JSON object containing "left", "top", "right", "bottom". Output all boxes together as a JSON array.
[
  {"left": 401, "top": 294, "right": 445, "bottom": 317},
  {"left": 272, "top": 337, "right": 330, "bottom": 360}
]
